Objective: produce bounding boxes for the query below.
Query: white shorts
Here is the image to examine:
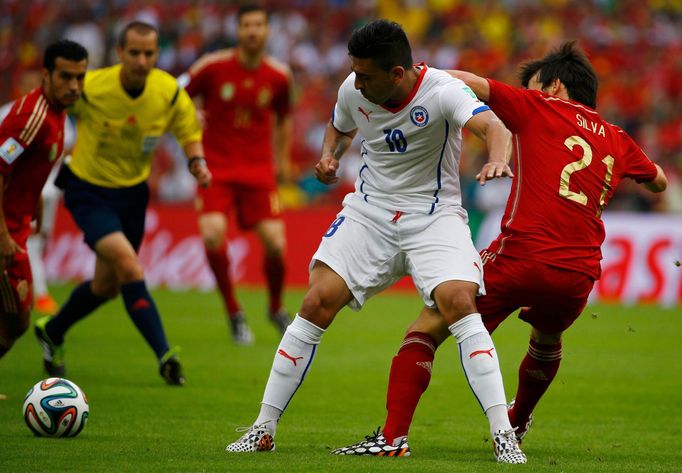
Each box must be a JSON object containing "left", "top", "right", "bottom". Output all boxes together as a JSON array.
[{"left": 311, "top": 194, "right": 484, "bottom": 311}]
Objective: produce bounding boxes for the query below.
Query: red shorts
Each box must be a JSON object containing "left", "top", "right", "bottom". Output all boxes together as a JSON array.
[
  {"left": 478, "top": 253, "right": 594, "bottom": 335},
  {"left": 196, "top": 181, "right": 281, "bottom": 230},
  {"left": 1, "top": 251, "right": 33, "bottom": 314}
]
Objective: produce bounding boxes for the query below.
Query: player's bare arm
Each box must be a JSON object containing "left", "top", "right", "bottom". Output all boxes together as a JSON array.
[
  {"left": 315, "top": 122, "right": 357, "bottom": 185},
  {"left": 643, "top": 164, "right": 667, "bottom": 193},
  {"left": 0, "top": 175, "right": 24, "bottom": 271},
  {"left": 274, "top": 114, "right": 293, "bottom": 182},
  {"left": 184, "top": 140, "right": 212, "bottom": 188},
  {"left": 464, "top": 110, "right": 514, "bottom": 185},
  {"left": 448, "top": 70, "right": 491, "bottom": 102}
]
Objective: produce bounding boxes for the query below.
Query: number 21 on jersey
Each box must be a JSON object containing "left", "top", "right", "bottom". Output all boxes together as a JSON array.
[{"left": 559, "top": 135, "right": 614, "bottom": 217}]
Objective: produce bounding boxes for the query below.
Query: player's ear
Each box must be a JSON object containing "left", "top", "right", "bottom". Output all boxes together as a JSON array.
[
  {"left": 390, "top": 65, "right": 405, "bottom": 84},
  {"left": 41, "top": 67, "right": 51, "bottom": 89}
]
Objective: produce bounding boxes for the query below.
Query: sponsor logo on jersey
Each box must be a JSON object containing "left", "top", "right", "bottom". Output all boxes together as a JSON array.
[
  {"left": 358, "top": 106, "right": 373, "bottom": 122},
  {"left": 0, "top": 137, "right": 24, "bottom": 164},
  {"left": 409, "top": 106, "right": 429, "bottom": 127},
  {"left": 257, "top": 87, "right": 272, "bottom": 107},
  {"left": 221, "top": 83, "right": 235, "bottom": 101}
]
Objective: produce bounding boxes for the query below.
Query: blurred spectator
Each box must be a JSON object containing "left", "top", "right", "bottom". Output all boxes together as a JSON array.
[{"left": 3, "top": 0, "right": 679, "bottom": 212}]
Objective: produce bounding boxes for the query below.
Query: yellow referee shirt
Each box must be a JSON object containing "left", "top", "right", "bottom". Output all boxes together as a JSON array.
[{"left": 69, "top": 64, "right": 202, "bottom": 188}]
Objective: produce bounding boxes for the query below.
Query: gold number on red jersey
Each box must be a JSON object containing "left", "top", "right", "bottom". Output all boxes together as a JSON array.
[{"left": 559, "top": 135, "right": 614, "bottom": 216}]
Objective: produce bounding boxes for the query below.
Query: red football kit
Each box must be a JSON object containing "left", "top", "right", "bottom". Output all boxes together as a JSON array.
[
  {"left": 0, "top": 87, "right": 66, "bottom": 312},
  {"left": 479, "top": 79, "right": 658, "bottom": 333},
  {"left": 185, "top": 50, "right": 291, "bottom": 227}
]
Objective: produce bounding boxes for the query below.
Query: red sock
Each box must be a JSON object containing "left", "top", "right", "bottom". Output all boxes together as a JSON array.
[
  {"left": 382, "top": 332, "right": 436, "bottom": 445},
  {"left": 206, "top": 244, "right": 240, "bottom": 317},
  {"left": 509, "top": 339, "right": 562, "bottom": 430},
  {"left": 264, "top": 255, "right": 285, "bottom": 313}
]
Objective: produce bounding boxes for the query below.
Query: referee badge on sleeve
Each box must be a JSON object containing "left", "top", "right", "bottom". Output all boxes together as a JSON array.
[{"left": 0, "top": 137, "right": 24, "bottom": 164}]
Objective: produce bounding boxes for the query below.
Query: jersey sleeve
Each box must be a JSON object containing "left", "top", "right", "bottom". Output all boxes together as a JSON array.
[
  {"left": 331, "top": 74, "right": 357, "bottom": 133},
  {"left": 182, "top": 62, "right": 208, "bottom": 98},
  {"left": 486, "top": 79, "right": 531, "bottom": 133},
  {"left": 619, "top": 131, "right": 658, "bottom": 183},
  {"left": 0, "top": 102, "right": 35, "bottom": 175},
  {"left": 168, "top": 86, "right": 203, "bottom": 147},
  {"left": 438, "top": 77, "right": 490, "bottom": 128}
]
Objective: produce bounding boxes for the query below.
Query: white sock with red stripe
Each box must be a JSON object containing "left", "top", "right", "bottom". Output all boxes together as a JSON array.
[
  {"left": 449, "top": 313, "right": 512, "bottom": 435},
  {"left": 256, "top": 315, "right": 325, "bottom": 434}
]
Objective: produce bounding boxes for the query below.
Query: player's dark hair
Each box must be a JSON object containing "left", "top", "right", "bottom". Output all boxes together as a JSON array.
[
  {"left": 348, "top": 20, "right": 413, "bottom": 72},
  {"left": 237, "top": 4, "right": 269, "bottom": 22},
  {"left": 43, "top": 40, "right": 88, "bottom": 72},
  {"left": 519, "top": 41, "right": 598, "bottom": 108},
  {"left": 118, "top": 21, "right": 158, "bottom": 48}
]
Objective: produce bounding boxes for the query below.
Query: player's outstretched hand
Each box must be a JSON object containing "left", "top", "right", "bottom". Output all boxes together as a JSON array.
[
  {"left": 315, "top": 156, "right": 340, "bottom": 185},
  {"left": 476, "top": 161, "right": 514, "bottom": 185}
]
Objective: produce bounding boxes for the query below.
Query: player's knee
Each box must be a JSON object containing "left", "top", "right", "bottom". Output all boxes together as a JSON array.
[
  {"left": 441, "top": 294, "right": 477, "bottom": 319},
  {"left": 202, "top": 232, "right": 224, "bottom": 250},
  {"left": 299, "top": 290, "right": 323, "bottom": 318},
  {"left": 90, "top": 280, "right": 120, "bottom": 299},
  {"left": 115, "top": 259, "right": 145, "bottom": 283},
  {"left": 299, "top": 289, "right": 337, "bottom": 327}
]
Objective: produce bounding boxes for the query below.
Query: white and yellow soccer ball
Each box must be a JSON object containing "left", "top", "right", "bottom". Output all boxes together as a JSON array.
[{"left": 23, "top": 378, "right": 89, "bottom": 437}]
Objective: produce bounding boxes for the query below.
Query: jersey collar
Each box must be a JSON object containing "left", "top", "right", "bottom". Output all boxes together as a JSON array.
[{"left": 381, "top": 63, "right": 427, "bottom": 113}]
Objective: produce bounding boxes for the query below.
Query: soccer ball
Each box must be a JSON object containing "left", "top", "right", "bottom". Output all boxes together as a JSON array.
[{"left": 23, "top": 377, "right": 89, "bottom": 437}]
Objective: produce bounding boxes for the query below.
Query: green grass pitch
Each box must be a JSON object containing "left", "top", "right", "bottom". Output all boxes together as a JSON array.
[{"left": 0, "top": 284, "right": 680, "bottom": 472}]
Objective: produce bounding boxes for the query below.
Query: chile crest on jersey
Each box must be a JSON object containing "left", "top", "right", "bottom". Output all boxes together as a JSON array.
[{"left": 410, "top": 106, "right": 429, "bottom": 127}]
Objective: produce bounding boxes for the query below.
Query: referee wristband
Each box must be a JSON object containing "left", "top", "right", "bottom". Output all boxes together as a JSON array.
[{"left": 187, "top": 156, "right": 206, "bottom": 172}]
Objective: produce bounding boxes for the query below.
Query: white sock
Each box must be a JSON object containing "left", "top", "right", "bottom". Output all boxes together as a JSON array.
[
  {"left": 256, "top": 315, "right": 325, "bottom": 435},
  {"left": 449, "top": 313, "right": 512, "bottom": 435},
  {"left": 27, "top": 234, "right": 48, "bottom": 297}
]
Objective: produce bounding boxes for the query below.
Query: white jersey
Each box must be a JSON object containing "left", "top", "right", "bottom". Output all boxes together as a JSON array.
[{"left": 332, "top": 64, "right": 490, "bottom": 215}]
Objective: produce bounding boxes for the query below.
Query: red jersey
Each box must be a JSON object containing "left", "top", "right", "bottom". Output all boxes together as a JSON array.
[
  {"left": 0, "top": 87, "right": 65, "bottom": 245},
  {"left": 185, "top": 49, "right": 291, "bottom": 186},
  {"left": 485, "top": 79, "right": 658, "bottom": 279}
]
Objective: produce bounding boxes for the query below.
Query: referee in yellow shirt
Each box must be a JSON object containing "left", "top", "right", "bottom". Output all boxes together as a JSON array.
[{"left": 35, "top": 21, "right": 212, "bottom": 386}]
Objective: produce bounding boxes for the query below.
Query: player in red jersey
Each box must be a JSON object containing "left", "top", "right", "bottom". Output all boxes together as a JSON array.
[
  {"left": 333, "top": 42, "right": 667, "bottom": 456},
  {"left": 0, "top": 40, "right": 88, "bottom": 359},
  {"left": 181, "top": 4, "right": 293, "bottom": 345}
]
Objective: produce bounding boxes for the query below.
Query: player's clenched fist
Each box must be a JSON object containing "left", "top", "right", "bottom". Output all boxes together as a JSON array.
[{"left": 315, "top": 156, "right": 340, "bottom": 185}]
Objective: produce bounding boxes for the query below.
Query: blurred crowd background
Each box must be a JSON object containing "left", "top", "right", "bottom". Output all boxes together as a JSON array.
[{"left": 2, "top": 0, "right": 681, "bottom": 220}]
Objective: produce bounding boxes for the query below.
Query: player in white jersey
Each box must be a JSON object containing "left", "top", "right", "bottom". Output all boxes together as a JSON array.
[{"left": 225, "top": 19, "right": 525, "bottom": 464}]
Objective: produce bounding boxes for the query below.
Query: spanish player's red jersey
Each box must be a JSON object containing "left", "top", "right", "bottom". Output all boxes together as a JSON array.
[
  {"left": 0, "top": 87, "right": 65, "bottom": 246},
  {"left": 185, "top": 49, "right": 291, "bottom": 186},
  {"left": 484, "top": 79, "right": 658, "bottom": 279}
]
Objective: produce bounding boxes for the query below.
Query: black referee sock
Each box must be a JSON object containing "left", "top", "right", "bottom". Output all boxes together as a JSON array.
[
  {"left": 120, "top": 280, "right": 170, "bottom": 360},
  {"left": 46, "top": 280, "right": 107, "bottom": 345}
]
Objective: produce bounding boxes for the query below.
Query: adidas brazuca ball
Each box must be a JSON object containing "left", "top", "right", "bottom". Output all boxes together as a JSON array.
[{"left": 23, "top": 378, "right": 89, "bottom": 437}]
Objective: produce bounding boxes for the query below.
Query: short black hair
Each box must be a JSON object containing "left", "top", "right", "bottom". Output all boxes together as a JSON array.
[
  {"left": 117, "top": 21, "right": 158, "bottom": 48},
  {"left": 237, "top": 4, "right": 268, "bottom": 22},
  {"left": 348, "top": 19, "right": 413, "bottom": 71},
  {"left": 519, "top": 41, "right": 598, "bottom": 109},
  {"left": 43, "top": 39, "right": 88, "bottom": 72}
]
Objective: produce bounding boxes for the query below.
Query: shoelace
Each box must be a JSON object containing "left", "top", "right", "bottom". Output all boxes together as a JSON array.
[
  {"left": 235, "top": 420, "right": 272, "bottom": 434},
  {"left": 364, "top": 427, "right": 383, "bottom": 443},
  {"left": 497, "top": 429, "right": 521, "bottom": 450}
]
